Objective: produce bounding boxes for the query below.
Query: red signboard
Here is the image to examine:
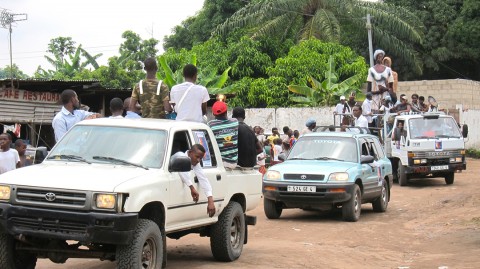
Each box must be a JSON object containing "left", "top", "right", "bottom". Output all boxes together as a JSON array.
[{"left": 0, "top": 88, "right": 60, "bottom": 104}]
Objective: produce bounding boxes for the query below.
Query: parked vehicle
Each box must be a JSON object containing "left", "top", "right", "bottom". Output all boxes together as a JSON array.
[
  {"left": 263, "top": 131, "right": 393, "bottom": 222},
  {"left": 0, "top": 118, "right": 262, "bottom": 268}
]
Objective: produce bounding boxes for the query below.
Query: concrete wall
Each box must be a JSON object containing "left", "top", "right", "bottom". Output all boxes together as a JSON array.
[
  {"left": 398, "top": 79, "right": 480, "bottom": 110},
  {"left": 461, "top": 109, "right": 480, "bottom": 149}
]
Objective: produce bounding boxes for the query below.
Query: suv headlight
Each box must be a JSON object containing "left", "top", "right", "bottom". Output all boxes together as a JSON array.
[
  {"left": 265, "top": 170, "right": 281, "bottom": 181},
  {"left": 0, "top": 185, "right": 11, "bottom": 200},
  {"left": 95, "top": 193, "right": 116, "bottom": 209},
  {"left": 328, "top": 172, "right": 349, "bottom": 181}
]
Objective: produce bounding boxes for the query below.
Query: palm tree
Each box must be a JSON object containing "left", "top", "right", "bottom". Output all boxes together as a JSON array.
[{"left": 214, "top": 0, "right": 424, "bottom": 74}]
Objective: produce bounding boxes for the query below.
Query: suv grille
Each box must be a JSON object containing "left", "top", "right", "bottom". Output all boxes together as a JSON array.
[
  {"left": 15, "top": 187, "right": 87, "bottom": 208},
  {"left": 284, "top": 174, "right": 325, "bottom": 181}
]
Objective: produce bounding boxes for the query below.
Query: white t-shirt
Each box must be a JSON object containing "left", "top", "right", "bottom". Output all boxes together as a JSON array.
[
  {"left": 362, "top": 99, "right": 373, "bottom": 123},
  {"left": 171, "top": 151, "right": 213, "bottom": 197},
  {"left": 355, "top": 115, "right": 369, "bottom": 128},
  {"left": 170, "top": 82, "right": 210, "bottom": 123},
  {"left": 0, "top": 149, "right": 20, "bottom": 174}
]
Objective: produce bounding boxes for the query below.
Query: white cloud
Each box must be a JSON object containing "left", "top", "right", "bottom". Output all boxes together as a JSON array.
[{"left": 0, "top": 0, "right": 205, "bottom": 75}]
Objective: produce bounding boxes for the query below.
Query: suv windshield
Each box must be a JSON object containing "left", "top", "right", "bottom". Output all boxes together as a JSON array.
[
  {"left": 409, "top": 117, "right": 461, "bottom": 139},
  {"left": 48, "top": 125, "right": 167, "bottom": 169},
  {"left": 288, "top": 136, "right": 358, "bottom": 163}
]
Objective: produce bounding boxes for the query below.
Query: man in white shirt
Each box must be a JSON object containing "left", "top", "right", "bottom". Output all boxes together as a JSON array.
[
  {"left": 0, "top": 133, "right": 20, "bottom": 174},
  {"left": 362, "top": 92, "right": 373, "bottom": 125},
  {"left": 171, "top": 144, "right": 216, "bottom": 217},
  {"left": 352, "top": 105, "right": 369, "bottom": 128},
  {"left": 170, "top": 64, "right": 210, "bottom": 123},
  {"left": 334, "top": 95, "right": 350, "bottom": 124}
]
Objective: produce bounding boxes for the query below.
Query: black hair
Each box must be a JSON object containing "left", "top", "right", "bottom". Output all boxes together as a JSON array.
[
  {"left": 412, "top": 93, "right": 419, "bottom": 99},
  {"left": 419, "top": 96, "right": 425, "bottom": 101},
  {"left": 191, "top": 143, "right": 206, "bottom": 153},
  {"left": 144, "top": 57, "right": 158, "bottom": 71},
  {"left": 183, "top": 64, "right": 198, "bottom": 79},
  {"left": 232, "top": 107, "right": 246, "bottom": 119},
  {"left": 60, "top": 89, "right": 76, "bottom": 105},
  {"left": 282, "top": 126, "right": 289, "bottom": 133},
  {"left": 353, "top": 105, "right": 362, "bottom": 112},
  {"left": 110, "top": 97, "right": 124, "bottom": 113}
]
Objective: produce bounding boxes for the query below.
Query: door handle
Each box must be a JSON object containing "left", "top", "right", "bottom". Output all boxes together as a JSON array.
[{"left": 216, "top": 174, "right": 221, "bottom": 181}]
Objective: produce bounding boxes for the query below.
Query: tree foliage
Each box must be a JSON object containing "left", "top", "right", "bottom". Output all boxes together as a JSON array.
[{"left": 0, "top": 64, "right": 28, "bottom": 79}]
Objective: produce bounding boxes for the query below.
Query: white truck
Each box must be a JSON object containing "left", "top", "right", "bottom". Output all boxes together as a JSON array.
[
  {"left": 0, "top": 118, "right": 262, "bottom": 268},
  {"left": 381, "top": 112, "right": 467, "bottom": 186}
]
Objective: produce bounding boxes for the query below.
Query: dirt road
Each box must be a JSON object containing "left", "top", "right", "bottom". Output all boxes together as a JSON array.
[{"left": 37, "top": 158, "right": 480, "bottom": 269}]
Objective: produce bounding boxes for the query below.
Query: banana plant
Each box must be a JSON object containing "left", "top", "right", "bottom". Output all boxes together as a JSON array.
[{"left": 288, "top": 56, "right": 363, "bottom": 106}]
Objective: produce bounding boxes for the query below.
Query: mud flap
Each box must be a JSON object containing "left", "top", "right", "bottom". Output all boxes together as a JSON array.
[{"left": 244, "top": 215, "right": 257, "bottom": 244}]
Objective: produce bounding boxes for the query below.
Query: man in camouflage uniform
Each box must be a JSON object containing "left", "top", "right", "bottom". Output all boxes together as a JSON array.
[{"left": 130, "top": 57, "right": 172, "bottom": 118}]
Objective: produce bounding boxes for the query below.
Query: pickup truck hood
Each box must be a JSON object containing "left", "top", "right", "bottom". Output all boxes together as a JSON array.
[
  {"left": 0, "top": 162, "right": 154, "bottom": 192},
  {"left": 269, "top": 160, "right": 356, "bottom": 175}
]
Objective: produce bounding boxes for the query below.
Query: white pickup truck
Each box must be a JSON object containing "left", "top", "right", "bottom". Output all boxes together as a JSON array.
[{"left": 0, "top": 118, "right": 262, "bottom": 268}]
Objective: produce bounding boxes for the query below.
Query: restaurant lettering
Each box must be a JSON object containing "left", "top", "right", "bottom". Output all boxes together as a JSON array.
[{"left": 0, "top": 88, "right": 60, "bottom": 103}]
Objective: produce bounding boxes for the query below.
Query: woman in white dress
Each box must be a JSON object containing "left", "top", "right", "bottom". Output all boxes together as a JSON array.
[{"left": 367, "top": 49, "right": 394, "bottom": 111}]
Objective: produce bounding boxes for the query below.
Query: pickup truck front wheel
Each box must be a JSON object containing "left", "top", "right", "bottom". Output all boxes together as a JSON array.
[
  {"left": 116, "top": 219, "right": 163, "bottom": 269},
  {"left": 0, "top": 233, "right": 37, "bottom": 269},
  {"left": 210, "top": 201, "right": 245, "bottom": 262}
]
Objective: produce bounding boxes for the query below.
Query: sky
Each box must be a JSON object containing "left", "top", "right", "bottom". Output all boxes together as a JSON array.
[{"left": 0, "top": 0, "right": 205, "bottom": 76}]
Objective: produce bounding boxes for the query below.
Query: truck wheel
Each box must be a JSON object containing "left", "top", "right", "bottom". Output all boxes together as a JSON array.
[
  {"left": 372, "top": 178, "right": 389, "bottom": 212},
  {"left": 116, "top": 219, "right": 163, "bottom": 269},
  {"left": 445, "top": 172, "right": 455, "bottom": 185},
  {"left": 397, "top": 160, "right": 408, "bottom": 186},
  {"left": 0, "top": 233, "right": 37, "bottom": 269},
  {"left": 210, "top": 201, "right": 245, "bottom": 262},
  {"left": 342, "top": 185, "right": 361, "bottom": 222},
  {"left": 263, "top": 198, "right": 282, "bottom": 219}
]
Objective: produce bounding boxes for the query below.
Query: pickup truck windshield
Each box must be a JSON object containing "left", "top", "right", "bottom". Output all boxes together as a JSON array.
[
  {"left": 49, "top": 125, "right": 167, "bottom": 169},
  {"left": 288, "top": 136, "right": 358, "bottom": 163},
  {"left": 409, "top": 117, "right": 461, "bottom": 139}
]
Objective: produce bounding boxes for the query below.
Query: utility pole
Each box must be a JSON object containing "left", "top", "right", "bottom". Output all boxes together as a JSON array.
[
  {"left": 0, "top": 9, "right": 28, "bottom": 89},
  {"left": 366, "top": 13, "right": 374, "bottom": 67}
]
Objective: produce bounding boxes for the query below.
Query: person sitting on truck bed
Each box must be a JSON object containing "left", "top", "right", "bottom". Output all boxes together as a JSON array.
[
  {"left": 208, "top": 101, "right": 239, "bottom": 169},
  {"left": 392, "top": 120, "right": 407, "bottom": 141},
  {"left": 394, "top": 95, "right": 411, "bottom": 115},
  {"left": 171, "top": 144, "right": 216, "bottom": 217},
  {"left": 352, "top": 105, "right": 369, "bottom": 128}
]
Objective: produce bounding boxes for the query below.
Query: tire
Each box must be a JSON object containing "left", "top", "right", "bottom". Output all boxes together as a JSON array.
[
  {"left": 342, "top": 185, "right": 362, "bottom": 222},
  {"left": 0, "top": 233, "right": 37, "bottom": 269},
  {"left": 210, "top": 201, "right": 245, "bottom": 262},
  {"left": 445, "top": 172, "right": 454, "bottom": 185},
  {"left": 372, "top": 179, "right": 389, "bottom": 212},
  {"left": 397, "top": 160, "right": 408, "bottom": 186},
  {"left": 116, "top": 219, "right": 163, "bottom": 269},
  {"left": 263, "top": 198, "right": 282, "bottom": 219}
]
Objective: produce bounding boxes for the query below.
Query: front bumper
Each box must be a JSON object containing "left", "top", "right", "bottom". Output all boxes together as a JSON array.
[
  {"left": 0, "top": 203, "right": 138, "bottom": 245},
  {"left": 405, "top": 162, "right": 466, "bottom": 175},
  {"left": 263, "top": 181, "right": 355, "bottom": 206}
]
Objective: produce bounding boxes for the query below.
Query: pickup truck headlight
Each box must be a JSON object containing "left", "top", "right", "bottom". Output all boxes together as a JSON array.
[
  {"left": 328, "top": 172, "right": 349, "bottom": 181},
  {"left": 95, "top": 194, "right": 116, "bottom": 209},
  {"left": 265, "top": 170, "right": 281, "bottom": 181},
  {"left": 0, "top": 185, "right": 11, "bottom": 200}
]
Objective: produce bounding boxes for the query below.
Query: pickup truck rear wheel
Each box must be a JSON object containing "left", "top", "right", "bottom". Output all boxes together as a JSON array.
[
  {"left": 263, "top": 198, "right": 282, "bottom": 219},
  {"left": 342, "top": 185, "right": 361, "bottom": 222},
  {"left": 445, "top": 172, "right": 454, "bottom": 185},
  {"left": 0, "top": 233, "right": 37, "bottom": 269},
  {"left": 398, "top": 160, "right": 408, "bottom": 186},
  {"left": 210, "top": 201, "right": 245, "bottom": 262},
  {"left": 372, "top": 178, "right": 389, "bottom": 212},
  {"left": 116, "top": 219, "right": 163, "bottom": 269}
]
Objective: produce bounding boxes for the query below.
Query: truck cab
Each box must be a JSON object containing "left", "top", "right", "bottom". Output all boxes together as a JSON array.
[{"left": 382, "top": 112, "right": 467, "bottom": 186}]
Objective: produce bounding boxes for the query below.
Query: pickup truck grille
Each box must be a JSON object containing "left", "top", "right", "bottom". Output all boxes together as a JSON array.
[
  {"left": 10, "top": 216, "right": 87, "bottom": 234},
  {"left": 14, "top": 187, "right": 87, "bottom": 208},
  {"left": 284, "top": 174, "right": 325, "bottom": 181}
]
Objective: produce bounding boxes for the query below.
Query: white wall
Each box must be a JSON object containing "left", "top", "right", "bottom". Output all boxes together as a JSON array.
[{"left": 461, "top": 109, "right": 480, "bottom": 149}]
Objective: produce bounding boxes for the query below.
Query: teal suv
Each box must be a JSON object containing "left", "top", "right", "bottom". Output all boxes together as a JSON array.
[{"left": 263, "top": 132, "right": 393, "bottom": 222}]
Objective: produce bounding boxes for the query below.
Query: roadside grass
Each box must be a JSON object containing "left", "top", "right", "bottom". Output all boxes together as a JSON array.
[{"left": 466, "top": 149, "right": 480, "bottom": 159}]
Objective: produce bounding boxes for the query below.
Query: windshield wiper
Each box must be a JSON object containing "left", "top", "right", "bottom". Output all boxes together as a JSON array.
[
  {"left": 436, "top": 135, "right": 460, "bottom": 139},
  {"left": 314, "top": 157, "right": 343, "bottom": 161},
  {"left": 92, "top": 156, "right": 149, "bottom": 170},
  {"left": 47, "top": 154, "right": 91, "bottom": 164},
  {"left": 288, "top": 157, "right": 307, "bottom": 160},
  {"left": 413, "top": 136, "right": 434, "bottom": 139}
]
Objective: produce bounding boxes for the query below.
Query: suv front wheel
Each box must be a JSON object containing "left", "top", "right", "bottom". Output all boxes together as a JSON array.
[{"left": 342, "top": 185, "right": 361, "bottom": 222}]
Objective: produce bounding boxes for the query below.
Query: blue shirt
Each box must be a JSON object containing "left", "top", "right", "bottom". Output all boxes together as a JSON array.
[
  {"left": 125, "top": 111, "right": 141, "bottom": 119},
  {"left": 52, "top": 107, "right": 93, "bottom": 142}
]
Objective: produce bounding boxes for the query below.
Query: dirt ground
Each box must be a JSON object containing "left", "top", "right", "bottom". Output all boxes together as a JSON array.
[{"left": 37, "top": 158, "right": 480, "bottom": 269}]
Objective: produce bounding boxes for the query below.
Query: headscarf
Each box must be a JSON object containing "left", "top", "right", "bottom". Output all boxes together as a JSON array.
[{"left": 373, "top": 49, "right": 385, "bottom": 59}]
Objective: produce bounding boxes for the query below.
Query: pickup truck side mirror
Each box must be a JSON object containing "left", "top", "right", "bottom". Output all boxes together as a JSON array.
[
  {"left": 360, "top": 155, "right": 375, "bottom": 164},
  {"left": 462, "top": 124, "right": 468, "bottom": 138},
  {"left": 169, "top": 156, "right": 192, "bottom": 172}
]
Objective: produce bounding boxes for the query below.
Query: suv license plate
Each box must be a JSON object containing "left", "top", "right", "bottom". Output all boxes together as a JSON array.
[
  {"left": 431, "top": 165, "right": 449, "bottom": 171},
  {"left": 287, "top": 186, "right": 316, "bottom": 192}
]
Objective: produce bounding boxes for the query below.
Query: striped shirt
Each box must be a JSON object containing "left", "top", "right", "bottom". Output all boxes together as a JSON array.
[{"left": 208, "top": 118, "right": 239, "bottom": 164}]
